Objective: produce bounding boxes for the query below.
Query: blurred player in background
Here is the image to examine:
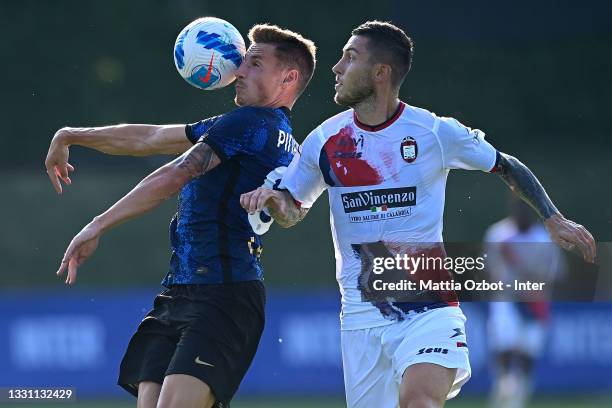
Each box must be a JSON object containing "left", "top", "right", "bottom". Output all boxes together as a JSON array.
[
  {"left": 241, "top": 21, "right": 596, "bottom": 408},
  {"left": 45, "top": 24, "right": 315, "bottom": 408},
  {"left": 484, "top": 198, "right": 566, "bottom": 408}
]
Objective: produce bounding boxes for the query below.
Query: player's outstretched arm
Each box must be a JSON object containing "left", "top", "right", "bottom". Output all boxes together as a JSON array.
[
  {"left": 240, "top": 187, "right": 309, "bottom": 228},
  {"left": 56, "top": 142, "right": 220, "bottom": 285},
  {"left": 493, "top": 151, "right": 596, "bottom": 262},
  {"left": 45, "top": 124, "right": 191, "bottom": 194}
]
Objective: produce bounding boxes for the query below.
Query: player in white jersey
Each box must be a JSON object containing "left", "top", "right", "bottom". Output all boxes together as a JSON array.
[
  {"left": 241, "top": 21, "right": 596, "bottom": 408},
  {"left": 484, "top": 199, "right": 565, "bottom": 408}
]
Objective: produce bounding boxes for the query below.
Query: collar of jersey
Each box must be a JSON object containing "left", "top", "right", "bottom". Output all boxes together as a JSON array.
[
  {"left": 277, "top": 106, "right": 291, "bottom": 117},
  {"left": 353, "top": 101, "right": 405, "bottom": 132}
]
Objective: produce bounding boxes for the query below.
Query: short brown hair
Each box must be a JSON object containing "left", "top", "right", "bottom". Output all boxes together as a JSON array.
[
  {"left": 248, "top": 24, "right": 316, "bottom": 96},
  {"left": 352, "top": 21, "right": 414, "bottom": 88}
]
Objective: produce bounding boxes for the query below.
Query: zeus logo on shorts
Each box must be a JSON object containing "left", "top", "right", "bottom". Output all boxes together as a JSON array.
[{"left": 417, "top": 347, "right": 449, "bottom": 355}]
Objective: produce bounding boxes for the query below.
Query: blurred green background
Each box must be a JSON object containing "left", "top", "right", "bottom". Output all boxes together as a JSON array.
[
  {"left": 2, "top": 0, "right": 610, "bottom": 288},
  {"left": 0, "top": 0, "right": 612, "bottom": 286},
  {"left": 2, "top": 0, "right": 612, "bottom": 406}
]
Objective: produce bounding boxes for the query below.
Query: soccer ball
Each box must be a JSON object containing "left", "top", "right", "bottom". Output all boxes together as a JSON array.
[{"left": 173, "top": 17, "right": 246, "bottom": 90}]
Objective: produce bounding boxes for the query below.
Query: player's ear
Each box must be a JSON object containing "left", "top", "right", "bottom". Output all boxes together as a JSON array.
[
  {"left": 373, "top": 63, "right": 392, "bottom": 83},
  {"left": 283, "top": 69, "right": 299, "bottom": 89}
]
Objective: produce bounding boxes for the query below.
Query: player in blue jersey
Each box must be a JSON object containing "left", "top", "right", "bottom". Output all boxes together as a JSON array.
[{"left": 45, "top": 24, "right": 316, "bottom": 408}]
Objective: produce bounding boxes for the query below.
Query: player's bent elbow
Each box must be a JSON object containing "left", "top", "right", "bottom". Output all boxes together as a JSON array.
[
  {"left": 164, "top": 163, "right": 193, "bottom": 192},
  {"left": 53, "top": 127, "right": 70, "bottom": 141}
]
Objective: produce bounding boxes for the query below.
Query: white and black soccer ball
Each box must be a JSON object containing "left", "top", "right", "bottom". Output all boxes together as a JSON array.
[{"left": 173, "top": 17, "right": 246, "bottom": 90}]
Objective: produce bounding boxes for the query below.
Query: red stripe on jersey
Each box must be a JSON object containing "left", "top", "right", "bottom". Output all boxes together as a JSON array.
[
  {"left": 354, "top": 102, "right": 406, "bottom": 132},
  {"left": 322, "top": 125, "right": 383, "bottom": 187}
]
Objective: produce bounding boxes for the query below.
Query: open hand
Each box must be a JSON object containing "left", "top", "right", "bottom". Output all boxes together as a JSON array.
[{"left": 57, "top": 222, "right": 101, "bottom": 285}]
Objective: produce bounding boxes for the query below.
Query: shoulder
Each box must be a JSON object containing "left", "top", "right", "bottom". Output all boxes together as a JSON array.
[
  {"left": 404, "top": 104, "right": 438, "bottom": 124},
  {"left": 204, "top": 107, "right": 278, "bottom": 139},
  {"left": 436, "top": 115, "right": 466, "bottom": 135},
  {"left": 312, "top": 109, "right": 354, "bottom": 138},
  {"left": 299, "top": 109, "right": 352, "bottom": 154},
  {"left": 392, "top": 103, "right": 439, "bottom": 133},
  {"left": 318, "top": 109, "right": 353, "bottom": 131},
  {"left": 309, "top": 109, "right": 353, "bottom": 144},
  {"left": 221, "top": 106, "right": 273, "bottom": 122},
  {"left": 401, "top": 104, "right": 467, "bottom": 136}
]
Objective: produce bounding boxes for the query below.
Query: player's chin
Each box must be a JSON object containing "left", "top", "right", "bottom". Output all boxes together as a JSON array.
[
  {"left": 234, "top": 85, "right": 247, "bottom": 106},
  {"left": 333, "top": 92, "right": 349, "bottom": 107}
]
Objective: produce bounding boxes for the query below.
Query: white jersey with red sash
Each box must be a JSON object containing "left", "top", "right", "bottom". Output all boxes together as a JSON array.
[{"left": 282, "top": 102, "right": 497, "bottom": 330}]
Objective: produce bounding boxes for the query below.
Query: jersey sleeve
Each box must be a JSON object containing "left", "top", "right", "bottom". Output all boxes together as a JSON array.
[
  {"left": 435, "top": 116, "right": 497, "bottom": 171},
  {"left": 185, "top": 115, "right": 221, "bottom": 144},
  {"left": 279, "top": 127, "right": 328, "bottom": 208},
  {"left": 188, "top": 107, "right": 268, "bottom": 161}
]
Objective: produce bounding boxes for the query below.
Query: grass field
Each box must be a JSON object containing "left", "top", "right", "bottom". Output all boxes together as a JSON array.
[{"left": 3, "top": 395, "right": 612, "bottom": 408}]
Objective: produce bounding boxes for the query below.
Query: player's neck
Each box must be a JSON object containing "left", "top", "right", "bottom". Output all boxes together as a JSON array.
[
  {"left": 353, "top": 94, "right": 401, "bottom": 127},
  {"left": 260, "top": 94, "right": 295, "bottom": 111}
]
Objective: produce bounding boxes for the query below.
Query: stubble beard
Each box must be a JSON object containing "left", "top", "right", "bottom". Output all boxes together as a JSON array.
[{"left": 334, "top": 80, "right": 375, "bottom": 108}]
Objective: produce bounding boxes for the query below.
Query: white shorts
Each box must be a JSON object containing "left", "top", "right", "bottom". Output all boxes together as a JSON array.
[
  {"left": 341, "top": 306, "right": 471, "bottom": 408},
  {"left": 488, "top": 302, "right": 546, "bottom": 357}
]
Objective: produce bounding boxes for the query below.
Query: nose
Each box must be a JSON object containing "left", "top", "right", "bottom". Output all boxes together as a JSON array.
[
  {"left": 235, "top": 60, "right": 246, "bottom": 78},
  {"left": 332, "top": 59, "right": 342, "bottom": 77}
]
